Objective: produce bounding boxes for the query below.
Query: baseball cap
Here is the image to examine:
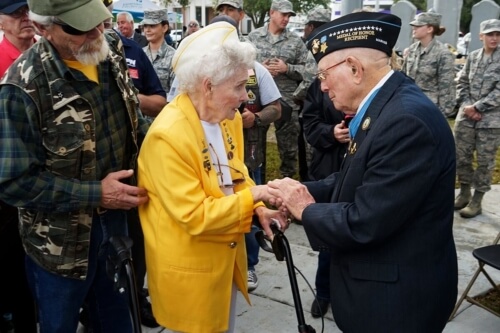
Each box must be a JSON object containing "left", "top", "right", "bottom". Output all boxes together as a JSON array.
[
  {"left": 0, "top": 0, "right": 27, "bottom": 14},
  {"left": 306, "top": 8, "right": 331, "bottom": 24},
  {"left": 216, "top": 0, "right": 243, "bottom": 11},
  {"left": 480, "top": 19, "right": 500, "bottom": 34},
  {"left": 307, "top": 11, "right": 401, "bottom": 63},
  {"left": 410, "top": 11, "right": 442, "bottom": 27},
  {"left": 27, "top": 0, "right": 111, "bottom": 31},
  {"left": 141, "top": 9, "right": 168, "bottom": 25},
  {"left": 271, "top": 0, "right": 296, "bottom": 17}
]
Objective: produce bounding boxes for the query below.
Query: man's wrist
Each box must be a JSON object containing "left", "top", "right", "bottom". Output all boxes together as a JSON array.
[{"left": 254, "top": 113, "right": 262, "bottom": 127}]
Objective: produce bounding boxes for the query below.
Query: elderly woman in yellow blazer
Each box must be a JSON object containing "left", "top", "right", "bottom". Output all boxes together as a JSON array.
[{"left": 137, "top": 22, "right": 287, "bottom": 333}]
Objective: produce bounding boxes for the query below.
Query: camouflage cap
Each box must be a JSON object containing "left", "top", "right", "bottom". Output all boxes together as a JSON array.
[
  {"left": 27, "top": 0, "right": 111, "bottom": 31},
  {"left": 271, "top": 0, "right": 296, "bottom": 17},
  {"left": 141, "top": 9, "right": 168, "bottom": 25},
  {"left": 410, "top": 11, "right": 442, "bottom": 27},
  {"left": 216, "top": 0, "right": 243, "bottom": 11},
  {"left": 306, "top": 7, "right": 331, "bottom": 24},
  {"left": 480, "top": 19, "right": 500, "bottom": 34}
]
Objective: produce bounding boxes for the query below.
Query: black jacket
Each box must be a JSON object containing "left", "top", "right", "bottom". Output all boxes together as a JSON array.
[{"left": 302, "top": 78, "right": 347, "bottom": 180}]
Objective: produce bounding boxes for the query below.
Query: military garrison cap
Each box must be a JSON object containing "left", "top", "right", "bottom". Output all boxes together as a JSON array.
[
  {"left": 141, "top": 9, "right": 168, "bottom": 25},
  {"left": 306, "top": 11, "right": 401, "bottom": 63},
  {"left": 306, "top": 8, "right": 332, "bottom": 24},
  {"left": 271, "top": 0, "right": 296, "bottom": 16}
]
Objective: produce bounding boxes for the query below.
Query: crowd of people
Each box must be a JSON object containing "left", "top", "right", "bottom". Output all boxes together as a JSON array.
[{"left": 0, "top": 0, "right": 498, "bottom": 332}]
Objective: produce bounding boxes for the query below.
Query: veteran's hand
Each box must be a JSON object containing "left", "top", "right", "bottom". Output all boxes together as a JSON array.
[
  {"left": 267, "top": 178, "right": 315, "bottom": 222},
  {"left": 100, "top": 170, "right": 149, "bottom": 210}
]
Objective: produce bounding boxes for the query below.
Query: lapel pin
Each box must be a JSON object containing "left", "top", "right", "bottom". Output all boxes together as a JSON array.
[
  {"left": 348, "top": 141, "right": 357, "bottom": 155},
  {"left": 362, "top": 117, "right": 371, "bottom": 131}
]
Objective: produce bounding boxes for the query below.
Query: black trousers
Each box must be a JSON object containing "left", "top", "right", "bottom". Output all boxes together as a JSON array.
[{"left": 0, "top": 202, "right": 37, "bottom": 332}]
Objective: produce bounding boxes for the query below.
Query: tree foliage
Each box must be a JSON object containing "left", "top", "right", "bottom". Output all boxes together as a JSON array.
[{"left": 209, "top": 0, "right": 330, "bottom": 28}]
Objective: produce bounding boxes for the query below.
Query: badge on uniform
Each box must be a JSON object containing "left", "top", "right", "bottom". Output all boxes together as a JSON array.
[
  {"left": 348, "top": 141, "right": 357, "bottom": 155},
  {"left": 362, "top": 117, "right": 371, "bottom": 131}
]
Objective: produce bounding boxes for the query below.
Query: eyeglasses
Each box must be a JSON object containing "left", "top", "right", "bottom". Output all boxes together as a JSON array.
[
  {"left": 52, "top": 17, "right": 100, "bottom": 36},
  {"left": 209, "top": 143, "right": 245, "bottom": 188},
  {"left": 314, "top": 59, "right": 346, "bottom": 81},
  {"left": 188, "top": 23, "right": 198, "bottom": 28},
  {"left": 0, "top": 5, "right": 29, "bottom": 19}
]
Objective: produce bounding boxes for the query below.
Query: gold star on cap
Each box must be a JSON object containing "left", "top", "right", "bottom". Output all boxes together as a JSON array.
[{"left": 320, "top": 42, "right": 328, "bottom": 53}]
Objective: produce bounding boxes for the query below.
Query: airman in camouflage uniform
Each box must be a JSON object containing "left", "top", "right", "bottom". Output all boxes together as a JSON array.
[
  {"left": 247, "top": 0, "right": 317, "bottom": 178},
  {"left": 454, "top": 19, "right": 500, "bottom": 218},
  {"left": 401, "top": 10, "right": 456, "bottom": 117},
  {"left": 0, "top": 0, "right": 149, "bottom": 331},
  {"left": 142, "top": 9, "right": 176, "bottom": 102}
]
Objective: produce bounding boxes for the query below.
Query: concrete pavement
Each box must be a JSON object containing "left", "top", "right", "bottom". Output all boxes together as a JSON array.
[{"left": 140, "top": 185, "right": 500, "bottom": 333}]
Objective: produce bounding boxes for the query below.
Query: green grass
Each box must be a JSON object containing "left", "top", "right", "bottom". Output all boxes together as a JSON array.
[{"left": 265, "top": 122, "right": 500, "bottom": 186}]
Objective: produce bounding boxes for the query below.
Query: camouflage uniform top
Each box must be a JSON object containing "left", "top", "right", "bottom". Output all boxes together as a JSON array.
[
  {"left": 456, "top": 46, "right": 500, "bottom": 128},
  {"left": 401, "top": 38, "right": 456, "bottom": 116},
  {"left": 0, "top": 31, "right": 149, "bottom": 279},
  {"left": 143, "top": 41, "right": 176, "bottom": 95},
  {"left": 247, "top": 23, "right": 317, "bottom": 108}
]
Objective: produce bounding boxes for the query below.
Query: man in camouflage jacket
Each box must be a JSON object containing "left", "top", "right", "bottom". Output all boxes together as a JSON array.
[{"left": 0, "top": 0, "right": 149, "bottom": 332}]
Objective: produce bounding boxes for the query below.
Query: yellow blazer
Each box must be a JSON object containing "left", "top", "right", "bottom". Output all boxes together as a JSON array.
[{"left": 138, "top": 93, "right": 261, "bottom": 332}]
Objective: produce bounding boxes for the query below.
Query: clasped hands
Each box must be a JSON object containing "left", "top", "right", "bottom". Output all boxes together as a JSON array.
[
  {"left": 252, "top": 178, "right": 315, "bottom": 238},
  {"left": 463, "top": 105, "right": 482, "bottom": 121},
  {"left": 263, "top": 57, "right": 287, "bottom": 78}
]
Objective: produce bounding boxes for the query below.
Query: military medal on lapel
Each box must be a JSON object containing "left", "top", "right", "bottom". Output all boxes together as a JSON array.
[
  {"left": 362, "top": 117, "right": 371, "bottom": 131},
  {"left": 348, "top": 141, "right": 357, "bottom": 155}
]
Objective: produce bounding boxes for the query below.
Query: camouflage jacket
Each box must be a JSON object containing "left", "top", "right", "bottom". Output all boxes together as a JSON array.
[
  {"left": 402, "top": 38, "right": 456, "bottom": 116},
  {"left": 456, "top": 46, "right": 500, "bottom": 128},
  {"left": 143, "top": 41, "right": 176, "bottom": 95},
  {"left": 247, "top": 24, "right": 317, "bottom": 109},
  {"left": 0, "top": 32, "right": 144, "bottom": 279}
]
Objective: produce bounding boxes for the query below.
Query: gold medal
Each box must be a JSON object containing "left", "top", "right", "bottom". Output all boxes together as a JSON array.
[{"left": 348, "top": 141, "right": 357, "bottom": 155}]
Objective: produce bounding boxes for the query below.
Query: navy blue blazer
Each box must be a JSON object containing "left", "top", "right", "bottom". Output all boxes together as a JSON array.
[{"left": 302, "top": 71, "right": 458, "bottom": 333}]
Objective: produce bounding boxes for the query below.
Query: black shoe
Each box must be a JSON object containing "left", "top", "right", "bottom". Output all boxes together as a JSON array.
[
  {"left": 140, "top": 300, "right": 160, "bottom": 328},
  {"left": 311, "top": 298, "right": 330, "bottom": 318}
]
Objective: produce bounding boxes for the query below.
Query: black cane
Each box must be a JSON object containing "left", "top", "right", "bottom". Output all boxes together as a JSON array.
[
  {"left": 110, "top": 236, "right": 142, "bottom": 333},
  {"left": 255, "top": 222, "right": 316, "bottom": 333}
]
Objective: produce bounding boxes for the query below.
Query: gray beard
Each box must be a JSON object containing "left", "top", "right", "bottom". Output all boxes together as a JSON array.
[{"left": 74, "top": 38, "right": 110, "bottom": 65}]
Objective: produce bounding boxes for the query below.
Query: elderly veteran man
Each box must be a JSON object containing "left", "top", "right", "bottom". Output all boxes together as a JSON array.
[
  {"left": 268, "top": 12, "right": 458, "bottom": 333},
  {"left": 454, "top": 18, "right": 500, "bottom": 218},
  {"left": 0, "top": 0, "right": 150, "bottom": 332}
]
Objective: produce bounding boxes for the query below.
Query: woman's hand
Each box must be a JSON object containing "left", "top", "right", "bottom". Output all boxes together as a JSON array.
[{"left": 254, "top": 206, "right": 289, "bottom": 239}]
